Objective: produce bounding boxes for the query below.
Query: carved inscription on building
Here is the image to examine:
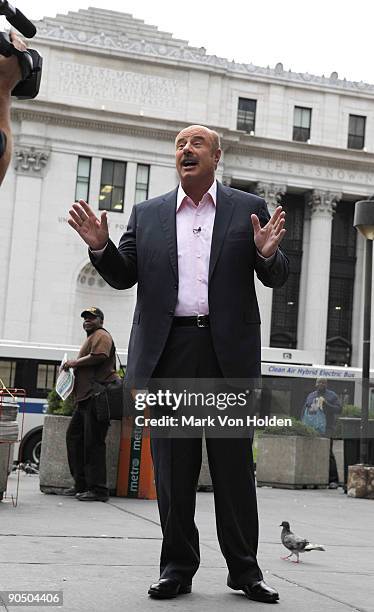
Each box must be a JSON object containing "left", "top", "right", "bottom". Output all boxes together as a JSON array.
[
  {"left": 56, "top": 61, "right": 185, "bottom": 111},
  {"left": 233, "top": 155, "right": 374, "bottom": 186}
]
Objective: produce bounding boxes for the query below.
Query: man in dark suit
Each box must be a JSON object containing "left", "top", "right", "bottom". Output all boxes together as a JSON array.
[{"left": 68, "top": 125, "right": 288, "bottom": 603}]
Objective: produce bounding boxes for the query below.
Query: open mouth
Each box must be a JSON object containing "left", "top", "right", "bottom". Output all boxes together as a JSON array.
[{"left": 182, "top": 159, "right": 198, "bottom": 168}]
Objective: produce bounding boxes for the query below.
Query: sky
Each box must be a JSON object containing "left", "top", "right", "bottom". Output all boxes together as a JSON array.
[{"left": 2, "top": 0, "right": 374, "bottom": 84}]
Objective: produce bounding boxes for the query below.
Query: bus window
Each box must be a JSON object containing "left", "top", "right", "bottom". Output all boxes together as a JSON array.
[
  {"left": 36, "top": 363, "right": 59, "bottom": 392},
  {"left": 0, "top": 359, "right": 16, "bottom": 388},
  {"left": 270, "top": 389, "right": 292, "bottom": 415},
  {"left": 370, "top": 388, "right": 374, "bottom": 412}
]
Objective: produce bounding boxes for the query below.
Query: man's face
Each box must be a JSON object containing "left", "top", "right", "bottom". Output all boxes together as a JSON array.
[
  {"left": 82, "top": 314, "right": 102, "bottom": 334},
  {"left": 175, "top": 126, "right": 221, "bottom": 187},
  {"left": 316, "top": 380, "right": 327, "bottom": 394}
]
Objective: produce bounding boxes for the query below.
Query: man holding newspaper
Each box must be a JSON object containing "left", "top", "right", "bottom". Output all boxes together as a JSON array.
[{"left": 60, "top": 307, "right": 119, "bottom": 502}]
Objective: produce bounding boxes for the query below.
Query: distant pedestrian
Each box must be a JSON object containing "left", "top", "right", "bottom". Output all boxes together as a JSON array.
[
  {"left": 301, "top": 378, "right": 342, "bottom": 488},
  {"left": 62, "top": 307, "right": 119, "bottom": 501}
]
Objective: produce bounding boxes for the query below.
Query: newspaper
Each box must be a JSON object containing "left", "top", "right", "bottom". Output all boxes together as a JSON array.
[
  {"left": 55, "top": 353, "right": 75, "bottom": 401},
  {"left": 0, "top": 420, "right": 18, "bottom": 442}
]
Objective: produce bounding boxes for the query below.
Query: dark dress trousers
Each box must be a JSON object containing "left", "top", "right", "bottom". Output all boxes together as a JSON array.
[{"left": 90, "top": 181, "right": 289, "bottom": 585}]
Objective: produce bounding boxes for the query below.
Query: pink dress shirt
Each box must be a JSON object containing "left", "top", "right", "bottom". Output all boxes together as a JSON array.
[
  {"left": 174, "top": 181, "right": 217, "bottom": 316},
  {"left": 90, "top": 180, "right": 274, "bottom": 315}
]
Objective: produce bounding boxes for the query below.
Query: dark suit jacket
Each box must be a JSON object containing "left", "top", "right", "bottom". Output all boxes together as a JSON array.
[{"left": 90, "top": 182, "right": 289, "bottom": 386}]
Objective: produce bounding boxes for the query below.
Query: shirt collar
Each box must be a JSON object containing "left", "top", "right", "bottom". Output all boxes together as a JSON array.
[{"left": 176, "top": 180, "right": 217, "bottom": 211}]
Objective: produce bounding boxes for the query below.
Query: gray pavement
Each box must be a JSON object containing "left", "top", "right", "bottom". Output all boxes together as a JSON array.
[{"left": 0, "top": 472, "right": 373, "bottom": 612}]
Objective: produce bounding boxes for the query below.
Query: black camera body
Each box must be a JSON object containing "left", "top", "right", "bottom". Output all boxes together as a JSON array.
[
  {"left": 0, "top": 32, "right": 42, "bottom": 99},
  {"left": 12, "top": 48, "right": 42, "bottom": 99},
  {"left": 0, "top": 1, "right": 42, "bottom": 99}
]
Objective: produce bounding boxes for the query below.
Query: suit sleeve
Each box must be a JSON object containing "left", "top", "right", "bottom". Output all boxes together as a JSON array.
[
  {"left": 89, "top": 206, "right": 138, "bottom": 289},
  {"left": 254, "top": 199, "right": 289, "bottom": 288}
]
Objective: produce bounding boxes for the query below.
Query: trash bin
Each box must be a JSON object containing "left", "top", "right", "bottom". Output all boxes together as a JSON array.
[
  {"left": 116, "top": 415, "right": 156, "bottom": 499},
  {"left": 339, "top": 417, "right": 374, "bottom": 489}
]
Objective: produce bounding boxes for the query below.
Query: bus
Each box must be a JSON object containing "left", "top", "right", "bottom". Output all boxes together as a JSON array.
[
  {"left": 0, "top": 340, "right": 127, "bottom": 464},
  {"left": 259, "top": 347, "right": 364, "bottom": 419},
  {"left": 0, "top": 341, "right": 370, "bottom": 464}
]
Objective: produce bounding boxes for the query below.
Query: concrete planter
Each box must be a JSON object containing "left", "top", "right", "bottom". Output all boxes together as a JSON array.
[
  {"left": 256, "top": 435, "right": 330, "bottom": 488},
  {"left": 39, "top": 415, "right": 121, "bottom": 495}
]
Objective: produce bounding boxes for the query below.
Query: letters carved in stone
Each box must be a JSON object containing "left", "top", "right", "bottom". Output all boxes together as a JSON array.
[{"left": 56, "top": 61, "right": 185, "bottom": 112}]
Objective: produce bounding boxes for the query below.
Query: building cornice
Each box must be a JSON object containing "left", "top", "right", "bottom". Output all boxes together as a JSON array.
[
  {"left": 227, "top": 138, "right": 374, "bottom": 172},
  {"left": 33, "top": 8, "right": 374, "bottom": 97},
  {"left": 11, "top": 102, "right": 374, "bottom": 174},
  {"left": 11, "top": 104, "right": 178, "bottom": 141}
]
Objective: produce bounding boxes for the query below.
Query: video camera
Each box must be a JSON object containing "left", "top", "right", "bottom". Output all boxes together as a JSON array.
[{"left": 0, "top": 0, "right": 42, "bottom": 99}]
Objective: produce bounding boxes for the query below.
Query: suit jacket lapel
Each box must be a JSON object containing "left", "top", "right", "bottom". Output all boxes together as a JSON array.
[
  {"left": 209, "top": 182, "right": 234, "bottom": 281},
  {"left": 158, "top": 188, "right": 178, "bottom": 281}
]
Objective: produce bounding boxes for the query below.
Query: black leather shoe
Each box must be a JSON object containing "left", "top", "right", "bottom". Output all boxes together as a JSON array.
[
  {"left": 77, "top": 491, "right": 109, "bottom": 502},
  {"left": 62, "top": 487, "right": 85, "bottom": 496},
  {"left": 148, "top": 578, "right": 192, "bottom": 599},
  {"left": 228, "top": 577, "right": 279, "bottom": 603}
]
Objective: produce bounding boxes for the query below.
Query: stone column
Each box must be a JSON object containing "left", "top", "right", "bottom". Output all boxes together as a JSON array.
[
  {"left": 3, "top": 146, "right": 50, "bottom": 340},
  {"left": 255, "top": 183, "right": 286, "bottom": 347},
  {"left": 256, "top": 183, "right": 286, "bottom": 215},
  {"left": 296, "top": 203, "right": 311, "bottom": 348},
  {"left": 221, "top": 175, "right": 232, "bottom": 186},
  {"left": 351, "top": 233, "right": 364, "bottom": 367},
  {"left": 302, "top": 190, "right": 342, "bottom": 363}
]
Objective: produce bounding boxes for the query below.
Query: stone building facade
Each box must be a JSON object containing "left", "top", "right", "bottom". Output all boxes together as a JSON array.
[{"left": 1, "top": 6, "right": 374, "bottom": 367}]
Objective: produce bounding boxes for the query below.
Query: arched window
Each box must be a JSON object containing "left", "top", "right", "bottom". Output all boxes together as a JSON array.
[
  {"left": 77, "top": 263, "right": 107, "bottom": 289},
  {"left": 72, "top": 263, "right": 135, "bottom": 349}
]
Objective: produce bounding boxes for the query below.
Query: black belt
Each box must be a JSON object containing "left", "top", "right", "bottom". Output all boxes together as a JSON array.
[{"left": 172, "top": 315, "right": 210, "bottom": 328}]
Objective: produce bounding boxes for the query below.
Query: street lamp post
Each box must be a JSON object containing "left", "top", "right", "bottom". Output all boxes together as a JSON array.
[{"left": 353, "top": 197, "right": 374, "bottom": 464}]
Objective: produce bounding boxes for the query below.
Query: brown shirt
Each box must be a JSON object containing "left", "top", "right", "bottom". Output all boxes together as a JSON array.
[{"left": 74, "top": 328, "right": 118, "bottom": 403}]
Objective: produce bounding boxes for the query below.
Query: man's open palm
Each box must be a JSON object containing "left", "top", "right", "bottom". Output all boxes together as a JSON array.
[
  {"left": 251, "top": 205, "right": 286, "bottom": 258},
  {"left": 68, "top": 200, "right": 109, "bottom": 250}
]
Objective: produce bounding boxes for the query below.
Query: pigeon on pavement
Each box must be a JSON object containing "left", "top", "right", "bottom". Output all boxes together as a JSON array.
[{"left": 280, "top": 521, "right": 325, "bottom": 563}]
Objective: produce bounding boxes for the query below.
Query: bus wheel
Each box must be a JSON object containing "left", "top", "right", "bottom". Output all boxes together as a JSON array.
[{"left": 21, "top": 431, "right": 42, "bottom": 465}]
